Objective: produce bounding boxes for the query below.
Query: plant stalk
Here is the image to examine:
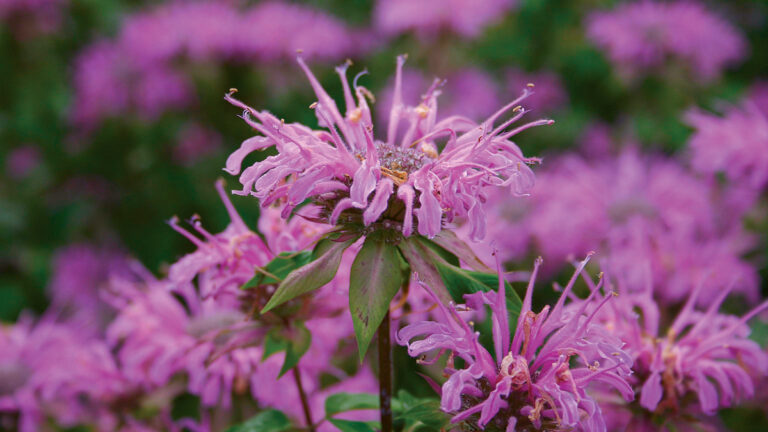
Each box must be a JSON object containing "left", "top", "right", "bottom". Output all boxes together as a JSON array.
[
  {"left": 293, "top": 366, "right": 316, "bottom": 432},
  {"left": 378, "top": 310, "right": 393, "bottom": 432}
]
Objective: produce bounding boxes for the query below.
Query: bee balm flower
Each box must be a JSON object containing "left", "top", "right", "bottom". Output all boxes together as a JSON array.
[{"left": 224, "top": 56, "right": 549, "bottom": 240}]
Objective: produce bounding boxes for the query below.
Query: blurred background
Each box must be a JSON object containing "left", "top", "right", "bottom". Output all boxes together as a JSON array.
[{"left": 2, "top": 0, "right": 768, "bottom": 376}]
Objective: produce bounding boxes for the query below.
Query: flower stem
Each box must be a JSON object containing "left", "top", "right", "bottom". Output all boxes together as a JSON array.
[
  {"left": 378, "top": 310, "right": 393, "bottom": 432},
  {"left": 293, "top": 366, "right": 315, "bottom": 432}
]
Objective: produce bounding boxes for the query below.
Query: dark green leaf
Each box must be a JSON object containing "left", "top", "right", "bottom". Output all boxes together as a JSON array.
[
  {"left": 278, "top": 322, "right": 312, "bottom": 377},
  {"left": 350, "top": 238, "right": 404, "bottom": 360},
  {"left": 327, "top": 419, "right": 378, "bottom": 432},
  {"left": 395, "top": 399, "right": 450, "bottom": 429},
  {"left": 261, "top": 329, "right": 288, "bottom": 361},
  {"left": 325, "top": 392, "right": 379, "bottom": 417},
  {"left": 241, "top": 251, "right": 313, "bottom": 289},
  {"left": 397, "top": 237, "right": 452, "bottom": 304},
  {"left": 224, "top": 409, "right": 292, "bottom": 432},
  {"left": 430, "top": 230, "right": 491, "bottom": 272},
  {"left": 433, "top": 260, "right": 522, "bottom": 332},
  {"left": 261, "top": 236, "right": 358, "bottom": 313}
]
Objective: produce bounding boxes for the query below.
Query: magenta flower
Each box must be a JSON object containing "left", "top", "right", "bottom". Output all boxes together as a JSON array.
[
  {"left": 47, "top": 243, "right": 134, "bottom": 334},
  {"left": 592, "top": 278, "right": 768, "bottom": 425},
  {"left": 505, "top": 68, "right": 567, "bottom": 112},
  {"left": 374, "top": 0, "right": 517, "bottom": 39},
  {"left": 398, "top": 256, "right": 634, "bottom": 431},
  {"left": 225, "top": 56, "right": 548, "bottom": 240},
  {"left": 686, "top": 102, "right": 768, "bottom": 189},
  {"left": 4, "top": 145, "right": 41, "bottom": 180},
  {"left": 587, "top": 1, "right": 746, "bottom": 81},
  {"left": 70, "top": 1, "right": 366, "bottom": 130},
  {"left": 0, "top": 316, "right": 131, "bottom": 432},
  {"left": 489, "top": 147, "right": 759, "bottom": 304}
]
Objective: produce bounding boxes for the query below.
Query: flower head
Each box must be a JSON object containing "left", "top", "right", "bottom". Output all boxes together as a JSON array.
[
  {"left": 587, "top": 1, "right": 746, "bottom": 81},
  {"left": 225, "top": 56, "right": 548, "bottom": 240},
  {"left": 592, "top": 276, "right": 768, "bottom": 426},
  {"left": 398, "top": 256, "right": 634, "bottom": 431},
  {"left": 686, "top": 102, "right": 768, "bottom": 189}
]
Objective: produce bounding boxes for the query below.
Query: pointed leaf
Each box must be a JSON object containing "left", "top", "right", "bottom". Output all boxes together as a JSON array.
[
  {"left": 224, "top": 409, "right": 292, "bottom": 432},
  {"left": 433, "top": 260, "right": 522, "bottom": 332},
  {"left": 278, "top": 322, "right": 312, "bottom": 377},
  {"left": 241, "top": 251, "right": 313, "bottom": 289},
  {"left": 261, "top": 329, "right": 288, "bottom": 361},
  {"left": 261, "top": 236, "right": 358, "bottom": 313},
  {"left": 327, "top": 419, "right": 378, "bottom": 432},
  {"left": 431, "top": 230, "right": 491, "bottom": 272},
  {"left": 350, "top": 238, "right": 404, "bottom": 360},
  {"left": 397, "top": 237, "right": 451, "bottom": 304},
  {"left": 324, "top": 392, "right": 379, "bottom": 416}
]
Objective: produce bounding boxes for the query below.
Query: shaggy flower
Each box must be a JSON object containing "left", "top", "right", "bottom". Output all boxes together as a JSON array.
[
  {"left": 0, "top": 316, "right": 131, "bottom": 432},
  {"left": 587, "top": 1, "right": 746, "bottom": 81},
  {"left": 47, "top": 243, "right": 133, "bottom": 334},
  {"left": 71, "top": 1, "right": 366, "bottom": 130},
  {"left": 225, "top": 56, "right": 548, "bottom": 240},
  {"left": 686, "top": 102, "right": 768, "bottom": 189},
  {"left": 506, "top": 68, "right": 567, "bottom": 112},
  {"left": 591, "top": 277, "right": 768, "bottom": 428},
  {"left": 398, "top": 256, "right": 634, "bottom": 431},
  {"left": 374, "top": 0, "right": 517, "bottom": 39},
  {"left": 493, "top": 147, "right": 759, "bottom": 304}
]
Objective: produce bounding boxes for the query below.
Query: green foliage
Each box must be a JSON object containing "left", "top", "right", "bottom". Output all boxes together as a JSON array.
[
  {"left": 261, "top": 235, "right": 359, "bottom": 313},
  {"left": 224, "top": 410, "right": 292, "bottom": 432},
  {"left": 241, "top": 251, "right": 314, "bottom": 289},
  {"left": 324, "top": 392, "right": 380, "bottom": 416},
  {"left": 261, "top": 322, "right": 313, "bottom": 378},
  {"left": 350, "top": 237, "right": 405, "bottom": 359}
]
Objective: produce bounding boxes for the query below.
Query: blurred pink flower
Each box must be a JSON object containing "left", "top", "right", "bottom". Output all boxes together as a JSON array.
[
  {"left": 686, "top": 102, "right": 768, "bottom": 189},
  {"left": 172, "top": 122, "right": 223, "bottom": 166},
  {"left": 374, "top": 0, "right": 517, "bottom": 38},
  {"left": 47, "top": 243, "right": 133, "bottom": 334},
  {"left": 587, "top": 1, "right": 746, "bottom": 81},
  {"left": 71, "top": 1, "right": 366, "bottom": 130},
  {"left": 0, "top": 0, "right": 65, "bottom": 36},
  {"left": 4, "top": 145, "right": 41, "bottom": 180},
  {"left": 506, "top": 68, "right": 567, "bottom": 112}
]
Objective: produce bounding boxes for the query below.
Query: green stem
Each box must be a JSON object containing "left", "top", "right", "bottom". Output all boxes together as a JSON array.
[{"left": 378, "top": 310, "right": 393, "bottom": 432}]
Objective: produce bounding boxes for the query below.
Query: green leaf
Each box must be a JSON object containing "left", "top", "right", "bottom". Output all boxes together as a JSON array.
[
  {"left": 430, "top": 230, "right": 491, "bottom": 272},
  {"left": 261, "top": 236, "right": 358, "bottom": 313},
  {"left": 397, "top": 237, "right": 451, "bottom": 304},
  {"left": 349, "top": 237, "right": 404, "bottom": 360},
  {"left": 433, "top": 260, "right": 522, "bottom": 332},
  {"left": 395, "top": 400, "right": 450, "bottom": 429},
  {"left": 327, "top": 419, "right": 378, "bottom": 432},
  {"left": 261, "top": 329, "right": 288, "bottom": 361},
  {"left": 325, "top": 392, "right": 379, "bottom": 417},
  {"left": 224, "top": 410, "right": 292, "bottom": 432},
  {"left": 279, "top": 322, "right": 312, "bottom": 377},
  {"left": 241, "top": 251, "right": 313, "bottom": 289}
]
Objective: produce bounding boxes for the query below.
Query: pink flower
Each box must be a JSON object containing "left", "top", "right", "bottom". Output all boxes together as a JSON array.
[
  {"left": 70, "top": 1, "right": 366, "bottom": 130},
  {"left": 505, "top": 68, "right": 567, "bottom": 112},
  {"left": 225, "top": 56, "right": 548, "bottom": 240},
  {"left": 495, "top": 147, "right": 759, "bottom": 304},
  {"left": 587, "top": 1, "right": 746, "bottom": 81},
  {"left": 172, "top": 122, "right": 223, "bottom": 166},
  {"left": 374, "top": 0, "right": 518, "bottom": 39},
  {"left": 0, "top": 0, "right": 66, "bottom": 36},
  {"left": 592, "top": 277, "right": 768, "bottom": 424},
  {"left": 4, "top": 145, "right": 41, "bottom": 180},
  {"left": 398, "top": 256, "right": 634, "bottom": 431},
  {"left": 0, "top": 316, "right": 132, "bottom": 432},
  {"left": 686, "top": 102, "right": 768, "bottom": 189},
  {"left": 47, "top": 243, "right": 133, "bottom": 334}
]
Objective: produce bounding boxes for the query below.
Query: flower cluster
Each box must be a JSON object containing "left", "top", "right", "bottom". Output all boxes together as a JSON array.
[
  {"left": 686, "top": 101, "right": 768, "bottom": 189},
  {"left": 225, "top": 56, "right": 549, "bottom": 240},
  {"left": 398, "top": 256, "right": 634, "bottom": 431},
  {"left": 590, "top": 275, "right": 768, "bottom": 429},
  {"left": 373, "top": 0, "right": 517, "bottom": 39},
  {"left": 479, "top": 147, "right": 759, "bottom": 305},
  {"left": 71, "top": 1, "right": 367, "bottom": 131},
  {"left": 587, "top": 0, "right": 746, "bottom": 81}
]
